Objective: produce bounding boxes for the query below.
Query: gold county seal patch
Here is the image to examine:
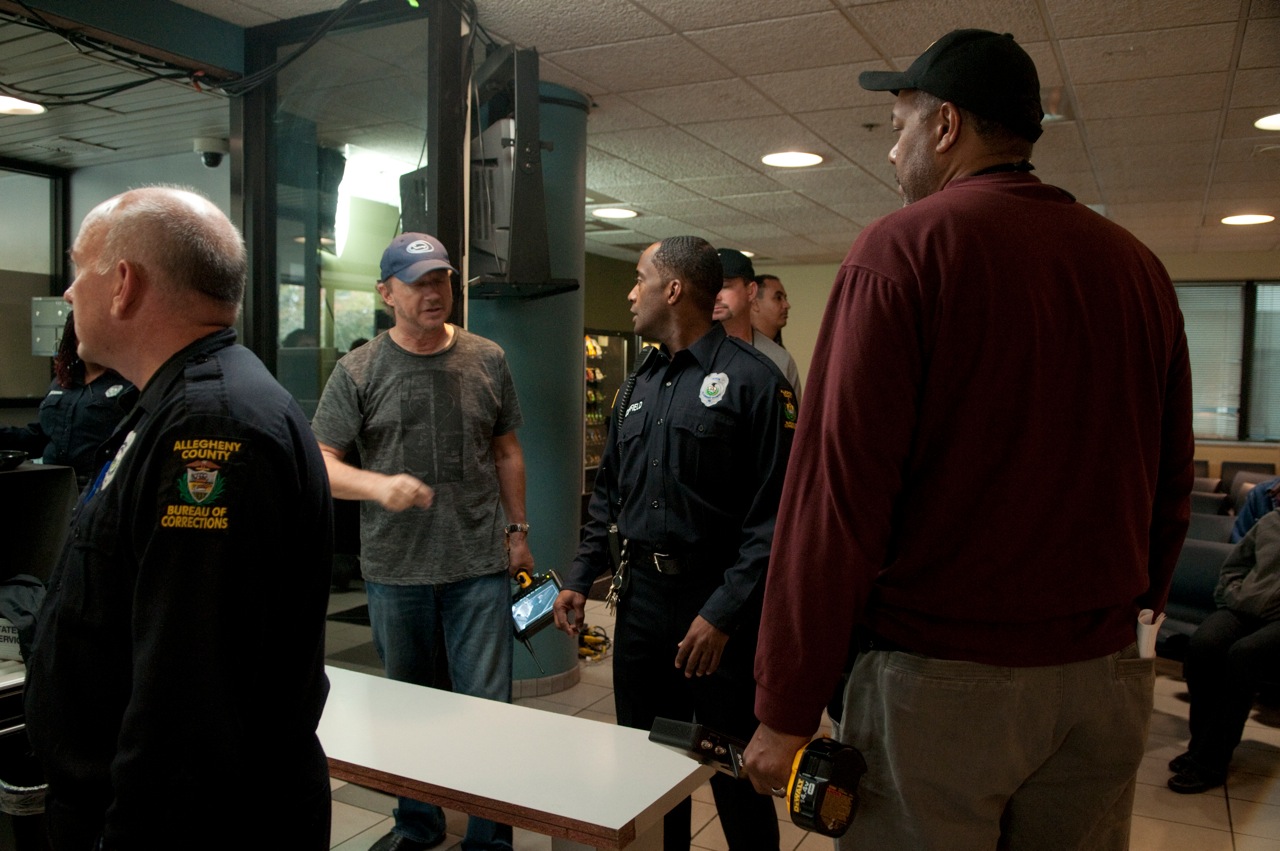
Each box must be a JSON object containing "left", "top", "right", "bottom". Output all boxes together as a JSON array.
[{"left": 179, "top": 460, "right": 225, "bottom": 505}]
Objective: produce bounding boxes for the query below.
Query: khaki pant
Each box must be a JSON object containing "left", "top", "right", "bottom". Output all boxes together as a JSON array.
[{"left": 837, "top": 645, "right": 1153, "bottom": 851}]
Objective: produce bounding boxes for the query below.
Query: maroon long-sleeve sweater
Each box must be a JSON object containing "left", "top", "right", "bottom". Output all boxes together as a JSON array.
[{"left": 755, "top": 173, "right": 1195, "bottom": 736}]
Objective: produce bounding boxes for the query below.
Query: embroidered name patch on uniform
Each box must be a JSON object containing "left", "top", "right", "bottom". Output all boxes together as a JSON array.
[
  {"left": 162, "top": 438, "right": 243, "bottom": 530},
  {"left": 780, "top": 389, "right": 798, "bottom": 429},
  {"left": 699, "top": 372, "right": 729, "bottom": 408}
]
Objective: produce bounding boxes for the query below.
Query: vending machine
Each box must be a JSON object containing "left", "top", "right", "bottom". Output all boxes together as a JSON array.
[{"left": 583, "top": 329, "right": 638, "bottom": 495}]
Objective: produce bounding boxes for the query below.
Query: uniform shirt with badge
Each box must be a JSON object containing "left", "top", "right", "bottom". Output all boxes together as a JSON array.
[
  {"left": 565, "top": 322, "right": 796, "bottom": 633},
  {"left": 24, "top": 328, "right": 333, "bottom": 848},
  {"left": 0, "top": 371, "right": 136, "bottom": 486}
]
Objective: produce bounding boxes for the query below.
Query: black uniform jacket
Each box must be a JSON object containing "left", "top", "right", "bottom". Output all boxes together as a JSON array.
[{"left": 25, "top": 329, "right": 333, "bottom": 848}]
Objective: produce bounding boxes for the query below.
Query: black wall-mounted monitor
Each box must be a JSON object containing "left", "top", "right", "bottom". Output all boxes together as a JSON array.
[{"left": 466, "top": 45, "right": 576, "bottom": 300}]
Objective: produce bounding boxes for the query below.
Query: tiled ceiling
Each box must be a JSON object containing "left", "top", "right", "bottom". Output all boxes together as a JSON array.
[{"left": 1, "top": 0, "right": 1277, "bottom": 265}]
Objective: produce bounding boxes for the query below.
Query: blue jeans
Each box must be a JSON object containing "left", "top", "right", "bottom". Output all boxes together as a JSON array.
[{"left": 366, "top": 573, "right": 513, "bottom": 851}]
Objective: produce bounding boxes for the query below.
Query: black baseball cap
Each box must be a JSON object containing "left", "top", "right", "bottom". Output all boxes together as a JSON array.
[
  {"left": 717, "top": 248, "right": 756, "bottom": 280},
  {"left": 858, "top": 29, "right": 1044, "bottom": 143}
]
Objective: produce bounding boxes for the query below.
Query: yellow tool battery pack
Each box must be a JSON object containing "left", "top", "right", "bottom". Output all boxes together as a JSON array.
[{"left": 786, "top": 737, "right": 867, "bottom": 837}]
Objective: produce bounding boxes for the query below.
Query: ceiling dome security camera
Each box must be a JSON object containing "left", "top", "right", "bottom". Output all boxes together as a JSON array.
[{"left": 194, "top": 137, "right": 230, "bottom": 169}]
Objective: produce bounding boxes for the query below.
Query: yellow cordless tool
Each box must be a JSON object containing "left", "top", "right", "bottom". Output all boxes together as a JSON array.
[{"left": 648, "top": 718, "right": 866, "bottom": 837}]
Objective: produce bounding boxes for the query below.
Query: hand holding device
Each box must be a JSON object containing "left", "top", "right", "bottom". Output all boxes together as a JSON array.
[{"left": 650, "top": 718, "right": 866, "bottom": 837}]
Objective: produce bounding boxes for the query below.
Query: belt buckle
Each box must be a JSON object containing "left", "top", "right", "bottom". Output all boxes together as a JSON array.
[{"left": 652, "top": 552, "right": 679, "bottom": 575}]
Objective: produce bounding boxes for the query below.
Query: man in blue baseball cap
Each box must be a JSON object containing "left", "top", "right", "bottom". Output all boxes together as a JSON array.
[
  {"left": 745, "top": 29, "right": 1194, "bottom": 850},
  {"left": 313, "top": 232, "right": 533, "bottom": 851}
]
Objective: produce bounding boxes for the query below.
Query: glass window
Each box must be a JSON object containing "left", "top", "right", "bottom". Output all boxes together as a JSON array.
[
  {"left": 1176, "top": 284, "right": 1242, "bottom": 440},
  {"left": 331, "top": 288, "right": 378, "bottom": 353},
  {"left": 1248, "top": 283, "right": 1280, "bottom": 441},
  {"left": 270, "top": 14, "right": 430, "bottom": 414},
  {"left": 0, "top": 169, "right": 56, "bottom": 398}
]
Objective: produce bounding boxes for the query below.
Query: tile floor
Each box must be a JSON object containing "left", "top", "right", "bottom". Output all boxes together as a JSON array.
[{"left": 322, "top": 588, "right": 1280, "bottom": 850}]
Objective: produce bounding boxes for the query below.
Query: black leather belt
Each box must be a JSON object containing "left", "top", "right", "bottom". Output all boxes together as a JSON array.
[{"left": 629, "top": 548, "right": 684, "bottom": 575}]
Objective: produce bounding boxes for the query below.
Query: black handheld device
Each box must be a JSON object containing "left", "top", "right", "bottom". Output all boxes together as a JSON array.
[
  {"left": 511, "top": 569, "right": 561, "bottom": 640},
  {"left": 648, "top": 718, "right": 747, "bottom": 779},
  {"left": 648, "top": 719, "right": 865, "bottom": 837}
]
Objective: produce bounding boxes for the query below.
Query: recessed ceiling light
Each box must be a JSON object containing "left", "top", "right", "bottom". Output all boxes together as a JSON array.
[
  {"left": 761, "top": 151, "right": 823, "bottom": 168},
  {"left": 1221, "top": 214, "right": 1275, "bottom": 226},
  {"left": 1255, "top": 113, "right": 1280, "bottom": 131},
  {"left": 740, "top": 250, "right": 755, "bottom": 258},
  {"left": 592, "top": 208, "right": 637, "bottom": 219},
  {"left": 0, "top": 96, "right": 45, "bottom": 116}
]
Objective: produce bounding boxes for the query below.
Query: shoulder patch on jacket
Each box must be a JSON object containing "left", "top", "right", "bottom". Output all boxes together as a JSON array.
[
  {"left": 162, "top": 438, "right": 246, "bottom": 530},
  {"left": 780, "top": 388, "right": 798, "bottom": 429}
]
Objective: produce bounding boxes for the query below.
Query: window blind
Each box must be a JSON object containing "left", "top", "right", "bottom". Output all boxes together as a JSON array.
[{"left": 1176, "top": 284, "right": 1242, "bottom": 440}]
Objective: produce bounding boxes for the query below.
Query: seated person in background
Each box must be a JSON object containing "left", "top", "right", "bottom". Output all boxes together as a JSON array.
[
  {"left": 1232, "top": 476, "right": 1280, "bottom": 542},
  {"left": 0, "top": 312, "right": 135, "bottom": 487},
  {"left": 1171, "top": 504, "right": 1280, "bottom": 793}
]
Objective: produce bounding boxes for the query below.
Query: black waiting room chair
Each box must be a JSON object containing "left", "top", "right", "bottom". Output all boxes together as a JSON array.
[
  {"left": 1193, "top": 477, "right": 1222, "bottom": 494},
  {"left": 1186, "top": 512, "right": 1234, "bottom": 544},
  {"left": 1219, "top": 461, "right": 1276, "bottom": 492},
  {"left": 1190, "top": 491, "right": 1232, "bottom": 516}
]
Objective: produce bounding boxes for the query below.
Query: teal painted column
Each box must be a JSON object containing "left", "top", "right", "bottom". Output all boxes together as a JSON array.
[{"left": 469, "top": 83, "right": 590, "bottom": 684}]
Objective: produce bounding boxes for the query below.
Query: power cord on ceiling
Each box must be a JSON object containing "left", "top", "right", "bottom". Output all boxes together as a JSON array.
[
  {"left": 0, "top": 0, "right": 491, "bottom": 108},
  {"left": 218, "top": 0, "right": 365, "bottom": 96},
  {"left": 2, "top": 1, "right": 215, "bottom": 106}
]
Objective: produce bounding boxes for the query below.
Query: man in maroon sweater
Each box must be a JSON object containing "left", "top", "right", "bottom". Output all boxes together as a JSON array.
[{"left": 742, "top": 29, "right": 1194, "bottom": 850}]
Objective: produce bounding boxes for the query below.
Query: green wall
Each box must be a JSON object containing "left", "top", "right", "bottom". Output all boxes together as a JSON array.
[{"left": 584, "top": 252, "right": 635, "bottom": 331}]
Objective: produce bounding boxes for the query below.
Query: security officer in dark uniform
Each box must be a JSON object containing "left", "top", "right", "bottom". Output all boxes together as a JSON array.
[
  {"left": 25, "top": 187, "right": 332, "bottom": 851},
  {"left": 554, "top": 236, "right": 796, "bottom": 851},
  {"left": 0, "top": 313, "right": 136, "bottom": 488}
]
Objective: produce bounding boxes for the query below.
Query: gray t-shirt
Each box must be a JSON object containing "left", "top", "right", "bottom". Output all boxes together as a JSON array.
[
  {"left": 312, "top": 327, "right": 523, "bottom": 584},
  {"left": 752, "top": 329, "right": 802, "bottom": 404}
]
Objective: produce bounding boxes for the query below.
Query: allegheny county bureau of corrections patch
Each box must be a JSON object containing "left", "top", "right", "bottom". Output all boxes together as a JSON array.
[
  {"left": 780, "top": 388, "right": 798, "bottom": 429},
  {"left": 161, "top": 438, "right": 244, "bottom": 530}
]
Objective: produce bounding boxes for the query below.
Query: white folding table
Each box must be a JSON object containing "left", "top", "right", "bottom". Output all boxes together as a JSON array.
[{"left": 318, "top": 665, "right": 713, "bottom": 850}]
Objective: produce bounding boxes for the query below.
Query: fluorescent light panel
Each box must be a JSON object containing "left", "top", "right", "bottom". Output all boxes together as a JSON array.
[
  {"left": 0, "top": 96, "right": 45, "bottom": 115},
  {"left": 1255, "top": 113, "right": 1280, "bottom": 131},
  {"left": 761, "top": 151, "right": 823, "bottom": 168},
  {"left": 592, "top": 208, "right": 637, "bottom": 219}
]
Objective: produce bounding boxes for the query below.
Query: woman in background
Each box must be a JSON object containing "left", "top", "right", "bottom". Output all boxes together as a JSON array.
[{"left": 0, "top": 313, "right": 136, "bottom": 488}]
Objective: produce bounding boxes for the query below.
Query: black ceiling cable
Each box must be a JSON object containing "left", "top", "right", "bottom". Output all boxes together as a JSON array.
[
  {"left": 12, "top": 0, "right": 191, "bottom": 76},
  {"left": 221, "top": 0, "right": 489, "bottom": 97},
  {"left": 2, "top": 3, "right": 209, "bottom": 107},
  {"left": 0, "top": 0, "right": 488, "bottom": 107},
  {"left": 0, "top": 73, "right": 189, "bottom": 107},
  {"left": 217, "top": 0, "right": 365, "bottom": 96},
  {"left": 1, "top": 0, "right": 494, "bottom": 108}
]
